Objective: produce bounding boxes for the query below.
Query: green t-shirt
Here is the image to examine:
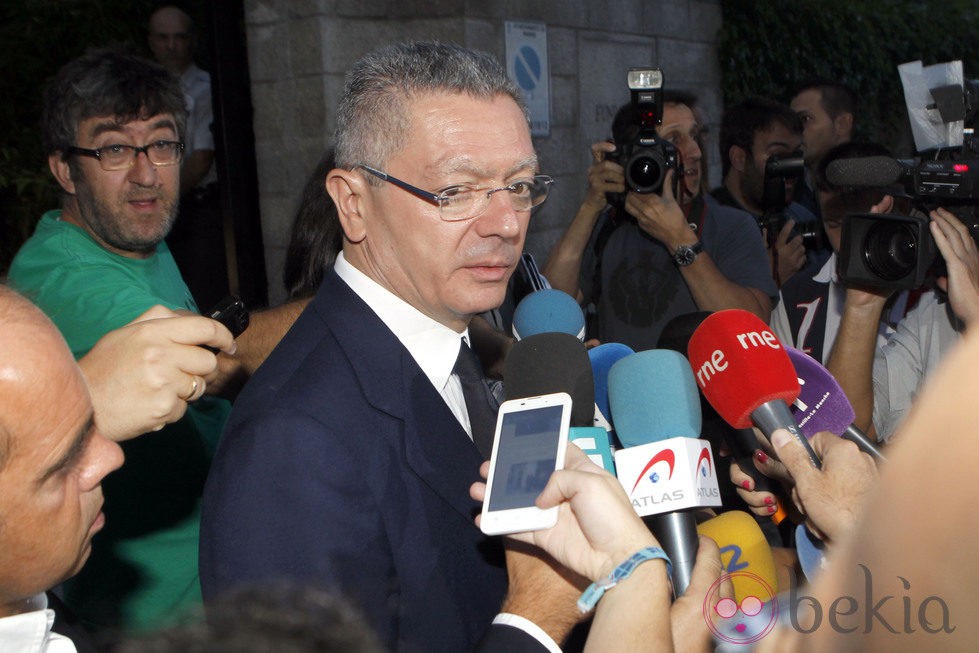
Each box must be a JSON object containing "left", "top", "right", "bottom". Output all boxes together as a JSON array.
[{"left": 8, "top": 210, "right": 230, "bottom": 632}]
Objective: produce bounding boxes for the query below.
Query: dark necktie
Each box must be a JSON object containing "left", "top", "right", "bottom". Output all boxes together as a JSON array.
[{"left": 452, "top": 337, "right": 498, "bottom": 458}]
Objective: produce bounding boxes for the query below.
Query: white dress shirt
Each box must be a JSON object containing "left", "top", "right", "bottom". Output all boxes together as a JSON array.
[
  {"left": 0, "top": 595, "right": 77, "bottom": 653},
  {"left": 334, "top": 252, "right": 476, "bottom": 441}
]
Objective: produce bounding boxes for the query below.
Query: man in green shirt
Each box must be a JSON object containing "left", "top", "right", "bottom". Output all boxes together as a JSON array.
[{"left": 9, "top": 49, "right": 229, "bottom": 635}]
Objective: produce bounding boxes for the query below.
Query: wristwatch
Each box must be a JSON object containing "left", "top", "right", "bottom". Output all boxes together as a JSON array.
[{"left": 672, "top": 240, "right": 704, "bottom": 267}]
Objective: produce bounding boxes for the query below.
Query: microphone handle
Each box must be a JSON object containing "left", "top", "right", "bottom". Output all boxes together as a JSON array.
[
  {"left": 645, "top": 511, "right": 699, "bottom": 598},
  {"left": 751, "top": 400, "right": 822, "bottom": 469},
  {"left": 842, "top": 424, "right": 887, "bottom": 463}
]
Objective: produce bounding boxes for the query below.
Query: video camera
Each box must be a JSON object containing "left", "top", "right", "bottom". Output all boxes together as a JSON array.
[
  {"left": 829, "top": 66, "right": 979, "bottom": 290},
  {"left": 757, "top": 151, "right": 825, "bottom": 251},
  {"left": 605, "top": 68, "right": 680, "bottom": 207}
]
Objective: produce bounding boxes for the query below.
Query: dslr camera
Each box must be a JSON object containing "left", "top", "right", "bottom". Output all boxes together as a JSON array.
[
  {"left": 605, "top": 68, "right": 680, "bottom": 207},
  {"left": 756, "top": 151, "right": 825, "bottom": 252}
]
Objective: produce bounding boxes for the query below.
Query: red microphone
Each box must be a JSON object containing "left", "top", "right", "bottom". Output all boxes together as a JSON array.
[{"left": 687, "top": 309, "right": 821, "bottom": 469}]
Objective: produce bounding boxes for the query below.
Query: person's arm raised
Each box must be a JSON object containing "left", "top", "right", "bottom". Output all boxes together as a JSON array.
[
  {"left": 543, "top": 141, "right": 622, "bottom": 301},
  {"left": 625, "top": 172, "right": 771, "bottom": 320}
]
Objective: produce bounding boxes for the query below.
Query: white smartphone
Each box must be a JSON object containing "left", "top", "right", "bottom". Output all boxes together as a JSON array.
[{"left": 480, "top": 392, "right": 572, "bottom": 536}]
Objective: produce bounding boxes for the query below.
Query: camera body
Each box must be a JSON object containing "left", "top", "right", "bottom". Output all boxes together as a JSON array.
[
  {"left": 605, "top": 68, "right": 680, "bottom": 207},
  {"left": 756, "top": 151, "right": 826, "bottom": 252},
  {"left": 838, "top": 208, "right": 979, "bottom": 290},
  {"left": 838, "top": 213, "right": 938, "bottom": 290},
  {"left": 835, "top": 156, "right": 979, "bottom": 290},
  {"left": 834, "top": 71, "right": 979, "bottom": 289}
]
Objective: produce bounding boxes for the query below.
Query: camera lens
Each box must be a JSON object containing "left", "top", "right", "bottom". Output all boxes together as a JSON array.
[
  {"left": 862, "top": 221, "right": 918, "bottom": 282},
  {"left": 627, "top": 153, "right": 664, "bottom": 193}
]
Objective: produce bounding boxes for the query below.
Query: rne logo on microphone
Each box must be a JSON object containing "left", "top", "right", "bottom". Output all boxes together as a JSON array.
[
  {"left": 693, "top": 329, "right": 782, "bottom": 388},
  {"left": 630, "top": 449, "right": 674, "bottom": 492}
]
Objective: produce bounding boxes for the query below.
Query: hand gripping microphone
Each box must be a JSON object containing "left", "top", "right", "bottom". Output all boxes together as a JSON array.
[
  {"left": 687, "top": 309, "right": 822, "bottom": 469},
  {"left": 511, "top": 289, "right": 586, "bottom": 341},
  {"left": 609, "top": 349, "right": 721, "bottom": 596},
  {"left": 504, "top": 332, "right": 614, "bottom": 473},
  {"left": 784, "top": 347, "right": 887, "bottom": 462}
]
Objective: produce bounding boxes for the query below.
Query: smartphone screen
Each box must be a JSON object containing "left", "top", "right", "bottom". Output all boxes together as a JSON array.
[
  {"left": 481, "top": 393, "right": 571, "bottom": 535},
  {"left": 487, "top": 404, "right": 566, "bottom": 511}
]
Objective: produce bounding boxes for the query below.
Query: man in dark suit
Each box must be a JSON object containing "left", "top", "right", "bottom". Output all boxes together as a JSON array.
[{"left": 200, "top": 41, "right": 572, "bottom": 652}]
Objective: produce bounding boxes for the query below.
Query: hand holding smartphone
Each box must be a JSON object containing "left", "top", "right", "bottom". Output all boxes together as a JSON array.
[{"left": 479, "top": 392, "right": 572, "bottom": 536}]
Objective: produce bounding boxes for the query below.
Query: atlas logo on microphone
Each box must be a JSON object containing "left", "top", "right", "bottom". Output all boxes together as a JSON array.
[
  {"left": 697, "top": 447, "right": 712, "bottom": 478},
  {"left": 615, "top": 438, "right": 721, "bottom": 516},
  {"left": 632, "top": 449, "right": 675, "bottom": 490}
]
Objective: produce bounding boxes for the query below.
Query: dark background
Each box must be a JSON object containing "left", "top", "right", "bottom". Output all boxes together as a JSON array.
[{"left": 3, "top": 0, "right": 979, "bottom": 296}]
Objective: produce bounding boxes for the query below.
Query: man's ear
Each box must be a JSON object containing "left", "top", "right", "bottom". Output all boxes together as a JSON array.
[
  {"left": 326, "top": 169, "right": 368, "bottom": 243},
  {"left": 48, "top": 153, "right": 76, "bottom": 195},
  {"left": 729, "top": 145, "right": 748, "bottom": 173},
  {"left": 834, "top": 112, "right": 854, "bottom": 140}
]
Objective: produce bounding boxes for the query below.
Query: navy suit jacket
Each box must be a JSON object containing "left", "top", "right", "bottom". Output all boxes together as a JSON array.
[{"left": 200, "top": 269, "right": 508, "bottom": 652}]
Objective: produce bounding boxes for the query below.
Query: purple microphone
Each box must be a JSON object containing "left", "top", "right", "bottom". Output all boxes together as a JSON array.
[{"left": 785, "top": 347, "right": 886, "bottom": 462}]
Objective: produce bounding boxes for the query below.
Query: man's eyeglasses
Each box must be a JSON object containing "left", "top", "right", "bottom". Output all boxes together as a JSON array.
[
  {"left": 65, "top": 141, "right": 185, "bottom": 172},
  {"left": 356, "top": 164, "right": 553, "bottom": 222}
]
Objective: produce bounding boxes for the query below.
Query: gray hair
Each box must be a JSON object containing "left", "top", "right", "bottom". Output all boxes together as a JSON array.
[
  {"left": 42, "top": 48, "right": 187, "bottom": 156},
  {"left": 334, "top": 40, "right": 526, "bottom": 172}
]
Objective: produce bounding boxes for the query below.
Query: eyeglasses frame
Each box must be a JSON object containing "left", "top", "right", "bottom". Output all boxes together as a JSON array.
[
  {"left": 355, "top": 164, "right": 553, "bottom": 221},
  {"left": 64, "top": 140, "right": 185, "bottom": 171}
]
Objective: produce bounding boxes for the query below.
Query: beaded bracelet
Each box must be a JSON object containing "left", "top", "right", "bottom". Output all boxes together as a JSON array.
[{"left": 577, "top": 547, "right": 673, "bottom": 613}]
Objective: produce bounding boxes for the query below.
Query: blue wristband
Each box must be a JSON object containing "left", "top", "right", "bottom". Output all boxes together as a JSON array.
[{"left": 577, "top": 546, "right": 672, "bottom": 613}]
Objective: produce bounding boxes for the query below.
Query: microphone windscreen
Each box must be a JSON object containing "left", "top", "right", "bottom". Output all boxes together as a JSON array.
[
  {"left": 824, "top": 155, "right": 904, "bottom": 188},
  {"left": 687, "top": 310, "right": 799, "bottom": 430},
  {"left": 608, "top": 349, "right": 701, "bottom": 447},
  {"left": 697, "top": 510, "right": 779, "bottom": 601},
  {"left": 784, "top": 347, "right": 857, "bottom": 437},
  {"left": 511, "top": 289, "right": 585, "bottom": 341},
  {"left": 658, "top": 310, "right": 714, "bottom": 356},
  {"left": 504, "top": 332, "right": 594, "bottom": 427},
  {"left": 588, "top": 343, "right": 634, "bottom": 426}
]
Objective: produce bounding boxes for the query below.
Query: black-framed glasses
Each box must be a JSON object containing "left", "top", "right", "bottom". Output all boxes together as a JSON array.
[
  {"left": 356, "top": 164, "right": 553, "bottom": 222},
  {"left": 65, "top": 141, "right": 185, "bottom": 171}
]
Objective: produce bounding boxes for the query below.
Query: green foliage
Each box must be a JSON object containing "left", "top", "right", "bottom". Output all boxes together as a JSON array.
[
  {"left": 718, "top": 0, "right": 979, "bottom": 153},
  {"left": 0, "top": 0, "right": 173, "bottom": 274}
]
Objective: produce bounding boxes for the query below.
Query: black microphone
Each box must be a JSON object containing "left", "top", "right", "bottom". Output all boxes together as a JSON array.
[
  {"left": 824, "top": 155, "right": 907, "bottom": 188},
  {"left": 505, "top": 332, "right": 615, "bottom": 473}
]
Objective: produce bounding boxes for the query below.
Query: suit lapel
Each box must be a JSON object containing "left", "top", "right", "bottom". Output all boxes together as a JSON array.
[{"left": 314, "top": 270, "right": 486, "bottom": 521}]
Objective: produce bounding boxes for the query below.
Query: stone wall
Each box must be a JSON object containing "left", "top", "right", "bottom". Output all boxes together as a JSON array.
[{"left": 244, "top": 0, "right": 723, "bottom": 305}]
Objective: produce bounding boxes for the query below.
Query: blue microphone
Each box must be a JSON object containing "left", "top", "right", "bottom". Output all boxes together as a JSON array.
[
  {"left": 610, "top": 349, "right": 718, "bottom": 596},
  {"left": 511, "top": 289, "right": 585, "bottom": 341},
  {"left": 588, "top": 342, "right": 634, "bottom": 436}
]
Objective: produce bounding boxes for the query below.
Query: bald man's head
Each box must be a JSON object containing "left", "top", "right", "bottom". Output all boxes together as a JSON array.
[
  {"left": 148, "top": 6, "right": 195, "bottom": 73},
  {"left": 0, "top": 287, "right": 123, "bottom": 616}
]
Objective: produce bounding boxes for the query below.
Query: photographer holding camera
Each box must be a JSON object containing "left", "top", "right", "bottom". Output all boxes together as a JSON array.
[
  {"left": 771, "top": 141, "right": 914, "bottom": 365},
  {"left": 544, "top": 77, "right": 775, "bottom": 351},
  {"left": 712, "top": 97, "right": 827, "bottom": 287},
  {"left": 826, "top": 200, "right": 978, "bottom": 441}
]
